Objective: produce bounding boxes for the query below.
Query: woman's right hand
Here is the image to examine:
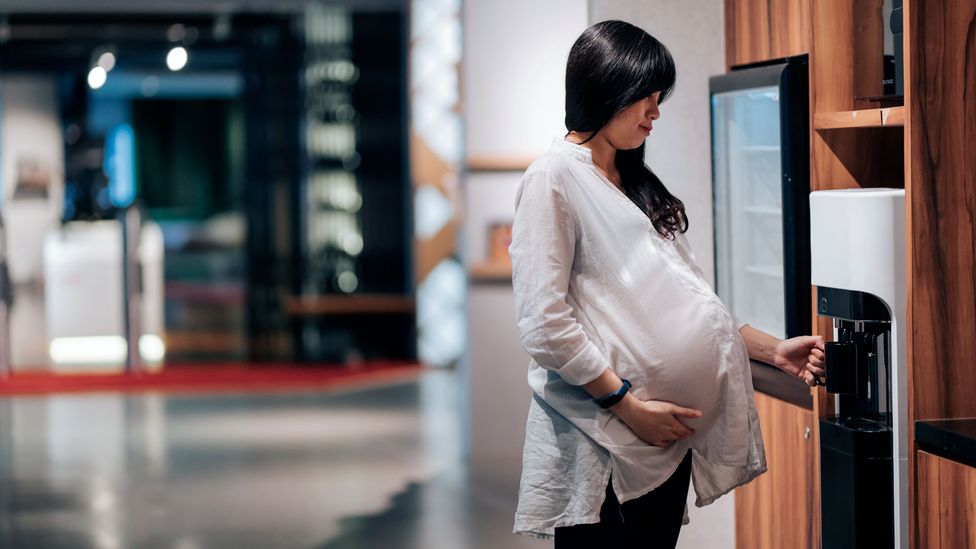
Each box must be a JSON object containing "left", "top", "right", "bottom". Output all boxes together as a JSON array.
[{"left": 610, "top": 393, "right": 702, "bottom": 447}]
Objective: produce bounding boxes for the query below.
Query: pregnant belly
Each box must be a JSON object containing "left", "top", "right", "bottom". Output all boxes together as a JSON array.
[{"left": 623, "top": 301, "right": 736, "bottom": 433}]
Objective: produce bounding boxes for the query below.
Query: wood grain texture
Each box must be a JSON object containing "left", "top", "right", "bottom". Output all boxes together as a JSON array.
[
  {"left": 810, "top": 0, "right": 858, "bottom": 190},
  {"left": 725, "top": 0, "right": 810, "bottom": 69},
  {"left": 735, "top": 392, "right": 818, "bottom": 549},
  {"left": 851, "top": 0, "right": 887, "bottom": 105},
  {"left": 903, "top": 5, "right": 919, "bottom": 542},
  {"left": 810, "top": 0, "right": 905, "bottom": 191},
  {"left": 916, "top": 451, "right": 976, "bottom": 548},
  {"left": 813, "top": 106, "right": 905, "bottom": 129},
  {"left": 809, "top": 387, "right": 826, "bottom": 549},
  {"left": 906, "top": 0, "right": 976, "bottom": 430},
  {"left": 906, "top": 1, "right": 976, "bottom": 546}
]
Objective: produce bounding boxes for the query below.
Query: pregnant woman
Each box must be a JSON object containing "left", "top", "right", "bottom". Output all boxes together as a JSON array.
[{"left": 510, "top": 21, "right": 825, "bottom": 548}]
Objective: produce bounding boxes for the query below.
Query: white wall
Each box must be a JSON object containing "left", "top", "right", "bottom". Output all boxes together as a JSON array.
[
  {"left": 590, "top": 1, "right": 723, "bottom": 287},
  {"left": 463, "top": 0, "right": 588, "bottom": 160},
  {"left": 588, "top": 3, "right": 732, "bottom": 548}
]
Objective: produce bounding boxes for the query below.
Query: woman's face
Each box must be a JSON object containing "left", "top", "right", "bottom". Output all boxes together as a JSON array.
[{"left": 603, "top": 92, "right": 662, "bottom": 151}]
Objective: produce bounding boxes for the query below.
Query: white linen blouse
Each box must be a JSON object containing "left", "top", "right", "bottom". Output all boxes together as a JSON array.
[{"left": 510, "top": 138, "right": 766, "bottom": 538}]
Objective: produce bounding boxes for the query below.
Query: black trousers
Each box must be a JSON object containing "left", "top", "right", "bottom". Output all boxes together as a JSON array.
[{"left": 553, "top": 451, "right": 692, "bottom": 549}]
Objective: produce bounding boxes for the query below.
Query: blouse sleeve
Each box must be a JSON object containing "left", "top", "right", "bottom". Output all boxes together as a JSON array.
[
  {"left": 508, "top": 169, "right": 611, "bottom": 386},
  {"left": 735, "top": 317, "right": 749, "bottom": 332}
]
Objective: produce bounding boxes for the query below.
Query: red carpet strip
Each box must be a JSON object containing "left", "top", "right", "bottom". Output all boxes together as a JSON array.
[{"left": 0, "top": 362, "right": 424, "bottom": 396}]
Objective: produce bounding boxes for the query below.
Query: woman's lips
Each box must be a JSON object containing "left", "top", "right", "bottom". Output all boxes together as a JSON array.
[{"left": 639, "top": 125, "right": 652, "bottom": 135}]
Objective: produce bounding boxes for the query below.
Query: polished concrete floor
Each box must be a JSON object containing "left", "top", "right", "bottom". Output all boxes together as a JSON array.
[{"left": 0, "top": 370, "right": 547, "bottom": 549}]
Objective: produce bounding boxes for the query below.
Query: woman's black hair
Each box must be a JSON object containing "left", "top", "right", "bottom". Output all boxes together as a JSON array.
[{"left": 565, "top": 20, "right": 688, "bottom": 239}]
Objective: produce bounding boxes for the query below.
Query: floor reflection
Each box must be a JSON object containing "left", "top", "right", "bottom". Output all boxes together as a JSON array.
[{"left": 0, "top": 370, "right": 544, "bottom": 549}]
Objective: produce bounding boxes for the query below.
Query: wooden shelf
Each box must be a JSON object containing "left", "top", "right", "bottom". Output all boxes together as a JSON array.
[
  {"left": 282, "top": 294, "right": 415, "bottom": 316},
  {"left": 468, "top": 262, "right": 512, "bottom": 282},
  {"left": 814, "top": 106, "right": 905, "bottom": 130},
  {"left": 466, "top": 155, "right": 534, "bottom": 172}
]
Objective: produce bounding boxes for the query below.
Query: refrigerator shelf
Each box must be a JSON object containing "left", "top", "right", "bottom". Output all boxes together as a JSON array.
[
  {"left": 744, "top": 205, "right": 782, "bottom": 216},
  {"left": 744, "top": 265, "right": 783, "bottom": 278}
]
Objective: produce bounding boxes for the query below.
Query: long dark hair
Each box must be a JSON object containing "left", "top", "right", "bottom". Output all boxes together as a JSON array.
[{"left": 565, "top": 20, "right": 688, "bottom": 239}]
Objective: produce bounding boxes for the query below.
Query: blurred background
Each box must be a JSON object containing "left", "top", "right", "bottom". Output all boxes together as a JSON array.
[{"left": 0, "top": 0, "right": 728, "bottom": 547}]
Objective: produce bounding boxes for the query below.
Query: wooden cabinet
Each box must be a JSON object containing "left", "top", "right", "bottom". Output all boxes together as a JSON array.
[
  {"left": 736, "top": 391, "right": 819, "bottom": 549},
  {"left": 727, "top": 0, "right": 976, "bottom": 545},
  {"left": 916, "top": 451, "right": 976, "bottom": 548},
  {"left": 905, "top": 0, "right": 976, "bottom": 545},
  {"left": 724, "top": 0, "right": 811, "bottom": 69}
]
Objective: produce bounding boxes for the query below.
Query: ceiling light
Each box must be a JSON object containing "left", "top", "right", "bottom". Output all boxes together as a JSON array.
[
  {"left": 97, "top": 52, "right": 116, "bottom": 71},
  {"left": 87, "top": 66, "right": 108, "bottom": 89},
  {"left": 167, "top": 23, "right": 185, "bottom": 43},
  {"left": 166, "top": 46, "right": 188, "bottom": 71}
]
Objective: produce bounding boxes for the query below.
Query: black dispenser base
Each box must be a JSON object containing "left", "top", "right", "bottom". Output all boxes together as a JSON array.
[{"left": 820, "top": 416, "right": 894, "bottom": 549}]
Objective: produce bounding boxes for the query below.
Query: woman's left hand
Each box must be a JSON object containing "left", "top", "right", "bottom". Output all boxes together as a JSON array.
[{"left": 773, "top": 335, "right": 826, "bottom": 386}]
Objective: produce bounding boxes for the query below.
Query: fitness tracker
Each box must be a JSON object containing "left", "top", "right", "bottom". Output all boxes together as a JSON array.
[{"left": 595, "top": 379, "right": 631, "bottom": 409}]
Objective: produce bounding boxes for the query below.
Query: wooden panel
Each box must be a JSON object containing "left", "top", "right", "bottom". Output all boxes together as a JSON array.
[
  {"left": 810, "top": 0, "right": 905, "bottom": 191},
  {"left": 815, "top": 127, "right": 904, "bottom": 189},
  {"left": 282, "top": 295, "right": 415, "bottom": 316},
  {"left": 809, "top": 386, "right": 826, "bottom": 549},
  {"left": 810, "top": 1, "right": 855, "bottom": 114},
  {"left": 813, "top": 106, "right": 905, "bottom": 129},
  {"left": 725, "top": 0, "right": 771, "bottom": 69},
  {"left": 810, "top": 0, "right": 858, "bottom": 190},
  {"left": 725, "top": 0, "right": 811, "bottom": 69},
  {"left": 851, "top": 0, "right": 887, "bottom": 103},
  {"left": 468, "top": 262, "right": 512, "bottom": 282},
  {"left": 768, "top": 0, "right": 812, "bottom": 60},
  {"left": 906, "top": 1, "right": 976, "bottom": 546},
  {"left": 905, "top": 0, "right": 976, "bottom": 431},
  {"left": 416, "top": 220, "right": 459, "bottom": 282},
  {"left": 466, "top": 155, "right": 534, "bottom": 172},
  {"left": 916, "top": 451, "right": 976, "bottom": 548},
  {"left": 735, "top": 392, "right": 818, "bottom": 549}
]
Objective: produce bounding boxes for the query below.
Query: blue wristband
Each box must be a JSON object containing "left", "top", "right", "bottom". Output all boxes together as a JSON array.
[{"left": 596, "top": 379, "right": 631, "bottom": 409}]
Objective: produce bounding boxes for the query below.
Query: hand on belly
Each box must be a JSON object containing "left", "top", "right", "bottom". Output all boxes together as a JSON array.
[{"left": 631, "top": 360, "right": 724, "bottom": 434}]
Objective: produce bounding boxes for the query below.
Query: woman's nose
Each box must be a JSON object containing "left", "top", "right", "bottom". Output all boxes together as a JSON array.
[{"left": 647, "top": 102, "right": 660, "bottom": 120}]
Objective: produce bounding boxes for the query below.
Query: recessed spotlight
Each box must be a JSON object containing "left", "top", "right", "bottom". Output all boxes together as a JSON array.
[
  {"left": 167, "top": 23, "right": 185, "bottom": 43},
  {"left": 166, "top": 46, "right": 188, "bottom": 71},
  {"left": 97, "top": 52, "right": 116, "bottom": 71},
  {"left": 87, "top": 66, "right": 108, "bottom": 89}
]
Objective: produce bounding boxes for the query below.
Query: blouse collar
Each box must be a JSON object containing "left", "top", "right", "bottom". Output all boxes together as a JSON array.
[{"left": 551, "top": 137, "right": 593, "bottom": 165}]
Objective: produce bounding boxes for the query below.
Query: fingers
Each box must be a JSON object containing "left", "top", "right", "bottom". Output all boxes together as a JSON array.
[
  {"left": 670, "top": 422, "right": 694, "bottom": 439},
  {"left": 669, "top": 404, "right": 703, "bottom": 419},
  {"left": 796, "top": 335, "right": 826, "bottom": 352},
  {"left": 807, "top": 346, "right": 826, "bottom": 377},
  {"left": 813, "top": 335, "right": 825, "bottom": 351},
  {"left": 801, "top": 370, "right": 817, "bottom": 387},
  {"left": 805, "top": 337, "right": 826, "bottom": 385}
]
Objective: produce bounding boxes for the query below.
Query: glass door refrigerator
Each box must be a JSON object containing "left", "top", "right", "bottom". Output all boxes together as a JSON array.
[{"left": 710, "top": 56, "right": 810, "bottom": 341}]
